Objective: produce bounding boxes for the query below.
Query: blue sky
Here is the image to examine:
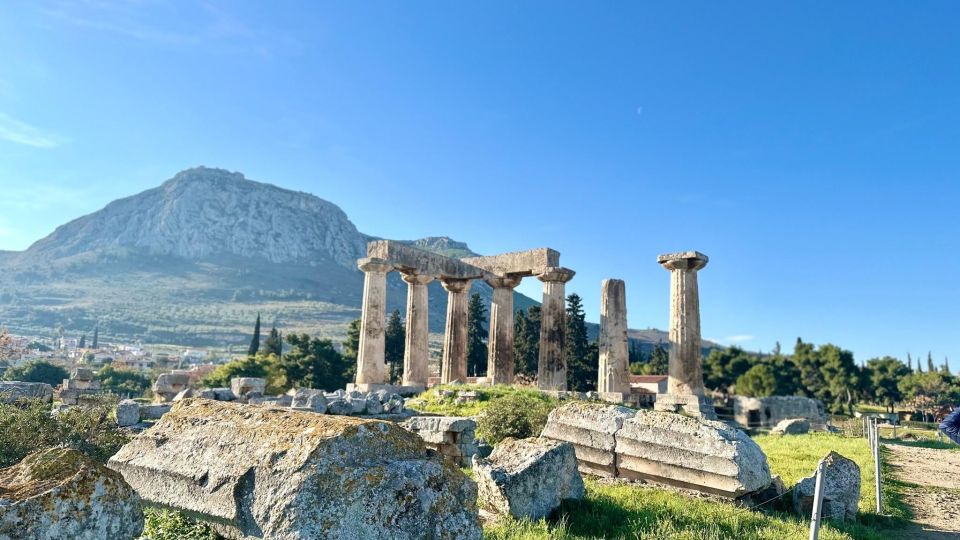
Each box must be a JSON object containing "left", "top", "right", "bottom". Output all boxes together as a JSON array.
[{"left": 1, "top": 2, "right": 959, "bottom": 364}]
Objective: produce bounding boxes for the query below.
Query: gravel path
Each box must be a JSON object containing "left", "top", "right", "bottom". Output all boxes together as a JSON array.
[{"left": 886, "top": 442, "right": 960, "bottom": 538}]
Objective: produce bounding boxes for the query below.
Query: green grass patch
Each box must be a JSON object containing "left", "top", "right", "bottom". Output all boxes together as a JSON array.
[{"left": 407, "top": 384, "right": 560, "bottom": 417}]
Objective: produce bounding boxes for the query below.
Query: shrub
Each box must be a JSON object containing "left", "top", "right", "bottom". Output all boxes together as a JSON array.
[
  {"left": 0, "top": 395, "right": 129, "bottom": 467},
  {"left": 2, "top": 360, "right": 69, "bottom": 386},
  {"left": 143, "top": 508, "right": 220, "bottom": 540},
  {"left": 476, "top": 392, "right": 558, "bottom": 445}
]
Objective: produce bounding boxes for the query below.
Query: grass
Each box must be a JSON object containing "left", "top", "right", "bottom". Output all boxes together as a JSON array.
[{"left": 407, "top": 383, "right": 561, "bottom": 417}]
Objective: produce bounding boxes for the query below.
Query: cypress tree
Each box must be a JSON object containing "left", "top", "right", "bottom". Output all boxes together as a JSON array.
[
  {"left": 78, "top": 335, "right": 86, "bottom": 349},
  {"left": 384, "top": 310, "right": 405, "bottom": 383},
  {"left": 92, "top": 324, "right": 99, "bottom": 349},
  {"left": 927, "top": 351, "right": 936, "bottom": 373},
  {"left": 264, "top": 324, "right": 283, "bottom": 357},
  {"left": 248, "top": 313, "right": 261, "bottom": 356},
  {"left": 466, "top": 294, "right": 488, "bottom": 377},
  {"left": 565, "top": 293, "right": 596, "bottom": 391}
]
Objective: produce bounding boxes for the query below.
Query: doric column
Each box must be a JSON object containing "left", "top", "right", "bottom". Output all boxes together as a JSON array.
[
  {"left": 356, "top": 257, "right": 393, "bottom": 385},
  {"left": 401, "top": 272, "right": 434, "bottom": 388},
  {"left": 484, "top": 275, "right": 523, "bottom": 385},
  {"left": 440, "top": 278, "right": 472, "bottom": 384},
  {"left": 654, "top": 251, "right": 715, "bottom": 418},
  {"left": 598, "top": 279, "right": 630, "bottom": 394},
  {"left": 536, "top": 267, "right": 575, "bottom": 391}
]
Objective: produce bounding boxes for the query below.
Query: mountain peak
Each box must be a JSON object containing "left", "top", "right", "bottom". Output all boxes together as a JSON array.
[{"left": 164, "top": 166, "right": 247, "bottom": 187}]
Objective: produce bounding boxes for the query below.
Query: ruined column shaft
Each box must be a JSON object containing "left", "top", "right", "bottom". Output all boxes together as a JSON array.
[
  {"left": 441, "top": 279, "right": 471, "bottom": 384},
  {"left": 537, "top": 268, "right": 575, "bottom": 391},
  {"left": 486, "top": 277, "right": 521, "bottom": 385},
  {"left": 356, "top": 258, "right": 392, "bottom": 385},
  {"left": 598, "top": 279, "right": 630, "bottom": 394},
  {"left": 668, "top": 268, "right": 703, "bottom": 395},
  {"left": 402, "top": 273, "right": 433, "bottom": 388}
]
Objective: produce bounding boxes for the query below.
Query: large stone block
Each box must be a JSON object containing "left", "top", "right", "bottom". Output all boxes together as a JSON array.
[
  {"left": 230, "top": 377, "right": 265, "bottom": 398},
  {"left": 771, "top": 417, "right": 810, "bottom": 435},
  {"left": 615, "top": 410, "right": 772, "bottom": 497},
  {"left": 0, "top": 447, "right": 143, "bottom": 540},
  {"left": 108, "top": 399, "right": 481, "bottom": 540},
  {"left": 0, "top": 381, "right": 53, "bottom": 403},
  {"left": 540, "top": 402, "right": 635, "bottom": 477},
  {"left": 115, "top": 399, "right": 141, "bottom": 427},
  {"left": 473, "top": 437, "right": 584, "bottom": 519},
  {"left": 793, "top": 451, "right": 860, "bottom": 521}
]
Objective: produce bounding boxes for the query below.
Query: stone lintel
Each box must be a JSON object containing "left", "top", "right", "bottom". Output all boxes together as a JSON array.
[
  {"left": 536, "top": 267, "right": 575, "bottom": 283},
  {"left": 367, "top": 240, "right": 484, "bottom": 279},
  {"left": 357, "top": 257, "right": 393, "bottom": 273},
  {"left": 462, "top": 248, "right": 560, "bottom": 277},
  {"left": 657, "top": 251, "right": 709, "bottom": 271}
]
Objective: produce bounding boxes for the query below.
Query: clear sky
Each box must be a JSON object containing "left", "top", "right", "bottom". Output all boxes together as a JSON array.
[{"left": 1, "top": 2, "right": 958, "bottom": 364}]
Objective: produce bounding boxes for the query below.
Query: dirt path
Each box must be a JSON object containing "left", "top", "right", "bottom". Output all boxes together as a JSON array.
[{"left": 885, "top": 442, "right": 960, "bottom": 538}]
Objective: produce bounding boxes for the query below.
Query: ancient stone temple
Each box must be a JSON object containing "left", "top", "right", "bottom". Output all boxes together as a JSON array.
[
  {"left": 353, "top": 241, "right": 575, "bottom": 391},
  {"left": 653, "top": 251, "right": 716, "bottom": 419}
]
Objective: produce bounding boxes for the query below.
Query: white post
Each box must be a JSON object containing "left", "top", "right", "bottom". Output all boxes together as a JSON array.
[
  {"left": 874, "top": 419, "right": 882, "bottom": 513},
  {"left": 809, "top": 460, "right": 827, "bottom": 540}
]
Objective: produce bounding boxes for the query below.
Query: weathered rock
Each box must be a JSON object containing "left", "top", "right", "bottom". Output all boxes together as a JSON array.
[
  {"left": 327, "top": 399, "right": 352, "bottom": 415},
  {"left": 615, "top": 409, "right": 772, "bottom": 497},
  {"left": 115, "top": 399, "right": 140, "bottom": 427},
  {"left": 212, "top": 387, "right": 235, "bottom": 401},
  {"left": 291, "top": 388, "right": 327, "bottom": 412},
  {"left": 229, "top": 377, "right": 265, "bottom": 398},
  {"left": 473, "top": 437, "right": 584, "bottom": 519},
  {"left": 0, "top": 381, "right": 53, "bottom": 403},
  {"left": 108, "top": 399, "right": 481, "bottom": 540},
  {"left": 771, "top": 418, "right": 811, "bottom": 435},
  {"left": 793, "top": 452, "right": 860, "bottom": 521},
  {"left": 402, "top": 416, "right": 478, "bottom": 466},
  {"left": 365, "top": 397, "right": 384, "bottom": 415},
  {"left": 734, "top": 396, "right": 826, "bottom": 429},
  {"left": 153, "top": 371, "right": 190, "bottom": 399},
  {"left": 198, "top": 388, "right": 217, "bottom": 399},
  {"left": 172, "top": 387, "right": 196, "bottom": 402},
  {"left": 0, "top": 447, "right": 143, "bottom": 540},
  {"left": 540, "top": 402, "right": 635, "bottom": 477},
  {"left": 138, "top": 403, "right": 171, "bottom": 420}
]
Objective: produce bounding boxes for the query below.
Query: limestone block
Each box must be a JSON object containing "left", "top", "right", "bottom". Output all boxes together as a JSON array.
[
  {"left": 327, "top": 399, "right": 352, "bottom": 415},
  {"left": 172, "top": 388, "right": 196, "bottom": 402},
  {"left": 291, "top": 388, "right": 328, "bottom": 412},
  {"left": 198, "top": 389, "right": 217, "bottom": 399},
  {"left": 0, "top": 447, "right": 143, "bottom": 540},
  {"left": 212, "top": 387, "right": 235, "bottom": 401},
  {"left": 771, "top": 418, "right": 811, "bottom": 435},
  {"left": 615, "top": 410, "right": 772, "bottom": 497},
  {"left": 116, "top": 399, "right": 140, "bottom": 427},
  {"left": 73, "top": 367, "right": 95, "bottom": 381},
  {"left": 365, "top": 397, "right": 384, "bottom": 415},
  {"left": 793, "top": 452, "right": 860, "bottom": 521},
  {"left": 473, "top": 437, "right": 584, "bottom": 520},
  {"left": 0, "top": 381, "right": 53, "bottom": 403},
  {"left": 108, "top": 399, "right": 481, "bottom": 540},
  {"left": 230, "top": 377, "right": 266, "bottom": 397},
  {"left": 139, "top": 404, "right": 172, "bottom": 420},
  {"left": 153, "top": 372, "right": 190, "bottom": 394},
  {"left": 540, "top": 402, "right": 636, "bottom": 477}
]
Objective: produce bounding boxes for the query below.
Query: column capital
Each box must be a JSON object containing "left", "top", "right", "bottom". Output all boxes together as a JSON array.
[
  {"left": 400, "top": 271, "right": 435, "bottom": 286},
  {"left": 536, "top": 267, "right": 575, "bottom": 284},
  {"left": 357, "top": 257, "right": 393, "bottom": 273},
  {"left": 657, "top": 251, "right": 708, "bottom": 272},
  {"left": 440, "top": 277, "right": 472, "bottom": 294},
  {"left": 483, "top": 275, "right": 523, "bottom": 290}
]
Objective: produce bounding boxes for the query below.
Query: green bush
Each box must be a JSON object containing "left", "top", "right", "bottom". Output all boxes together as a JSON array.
[
  {"left": 0, "top": 395, "right": 129, "bottom": 467},
  {"left": 2, "top": 360, "right": 69, "bottom": 386},
  {"left": 143, "top": 508, "right": 220, "bottom": 540},
  {"left": 476, "top": 392, "right": 558, "bottom": 445}
]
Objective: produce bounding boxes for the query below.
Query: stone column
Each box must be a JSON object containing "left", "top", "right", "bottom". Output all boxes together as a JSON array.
[
  {"left": 484, "top": 276, "right": 523, "bottom": 385},
  {"left": 401, "top": 272, "right": 434, "bottom": 389},
  {"left": 598, "top": 279, "right": 630, "bottom": 395},
  {"left": 440, "top": 278, "right": 472, "bottom": 384},
  {"left": 536, "top": 267, "right": 575, "bottom": 391},
  {"left": 356, "top": 257, "right": 393, "bottom": 385},
  {"left": 654, "top": 251, "right": 715, "bottom": 419}
]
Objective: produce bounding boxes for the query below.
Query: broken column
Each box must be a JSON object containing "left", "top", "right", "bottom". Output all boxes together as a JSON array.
[
  {"left": 401, "top": 271, "right": 434, "bottom": 389},
  {"left": 356, "top": 257, "right": 393, "bottom": 386},
  {"left": 485, "top": 276, "right": 522, "bottom": 385},
  {"left": 654, "top": 251, "right": 715, "bottom": 419},
  {"left": 441, "top": 278, "right": 472, "bottom": 384},
  {"left": 597, "top": 279, "right": 630, "bottom": 396},
  {"left": 537, "top": 267, "right": 575, "bottom": 391}
]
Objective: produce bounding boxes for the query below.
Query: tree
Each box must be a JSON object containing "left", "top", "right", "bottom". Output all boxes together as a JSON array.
[
  {"left": 642, "top": 341, "right": 669, "bottom": 375},
  {"left": 263, "top": 324, "right": 283, "bottom": 358},
  {"left": 248, "top": 313, "right": 261, "bottom": 356},
  {"left": 282, "top": 334, "right": 353, "bottom": 391},
  {"left": 96, "top": 366, "right": 150, "bottom": 396},
  {"left": 466, "top": 294, "right": 488, "bottom": 377},
  {"left": 200, "top": 356, "right": 270, "bottom": 389},
  {"left": 899, "top": 371, "right": 955, "bottom": 422},
  {"left": 944, "top": 357, "right": 952, "bottom": 376},
  {"left": 385, "top": 310, "right": 406, "bottom": 383},
  {"left": 864, "top": 357, "right": 911, "bottom": 412},
  {"left": 92, "top": 325, "right": 99, "bottom": 349},
  {"left": 793, "top": 338, "right": 829, "bottom": 403},
  {"left": 703, "top": 346, "right": 755, "bottom": 394},
  {"left": 564, "top": 293, "right": 595, "bottom": 391},
  {"left": 762, "top": 354, "right": 802, "bottom": 396},
  {"left": 928, "top": 351, "right": 936, "bottom": 373},
  {"left": 342, "top": 319, "right": 361, "bottom": 369},
  {"left": 513, "top": 308, "right": 540, "bottom": 378},
  {"left": 735, "top": 364, "right": 777, "bottom": 397},
  {"left": 819, "top": 344, "right": 860, "bottom": 415},
  {"left": 2, "top": 360, "right": 69, "bottom": 386},
  {"left": 78, "top": 335, "right": 86, "bottom": 349}
]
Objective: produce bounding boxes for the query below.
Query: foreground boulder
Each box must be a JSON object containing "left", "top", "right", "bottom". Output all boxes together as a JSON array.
[
  {"left": 771, "top": 417, "right": 810, "bottom": 435},
  {"left": 541, "top": 402, "right": 774, "bottom": 499},
  {"left": 793, "top": 451, "right": 860, "bottom": 521},
  {"left": 473, "top": 437, "right": 584, "bottom": 519},
  {"left": 108, "top": 398, "right": 481, "bottom": 540},
  {"left": 0, "top": 381, "right": 53, "bottom": 404},
  {"left": 0, "top": 447, "right": 143, "bottom": 540}
]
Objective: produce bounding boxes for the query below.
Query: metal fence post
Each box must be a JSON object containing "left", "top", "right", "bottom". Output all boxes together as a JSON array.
[
  {"left": 873, "top": 419, "right": 882, "bottom": 513},
  {"left": 809, "top": 460, "right": 826, "bottom": 540}
]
